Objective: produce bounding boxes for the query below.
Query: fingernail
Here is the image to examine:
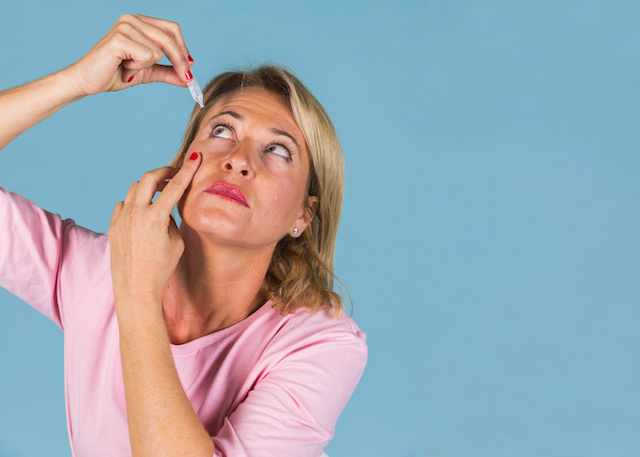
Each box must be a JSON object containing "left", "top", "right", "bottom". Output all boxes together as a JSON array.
[
  {"left": 189, "top": 152, "right": 198, "bottom": 161},
  {"left": 186, "top": 70, "right": 193, "bottom": 81},
  {"left": 188, "top": 55, "right": 194, "bottom": 63},
  {"left": 127, "top": 75, "right": 134, "bottom": 83}
]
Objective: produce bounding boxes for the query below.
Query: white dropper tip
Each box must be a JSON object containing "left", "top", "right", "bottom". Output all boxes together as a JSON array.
[{"left": 187, "top": 77, "right": 204, "bottom": 109}]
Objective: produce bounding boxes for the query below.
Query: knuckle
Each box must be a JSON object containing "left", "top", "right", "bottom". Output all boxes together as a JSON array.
[
  {"left": 169, "top": 21, "right": 182, "bottom": 36},
  {"left": 150, "top": 210, "right": 165, "bottom": 222},
  {"left": 140, "top": 48, "right": 154, "bottom": 63},
  {"left": 140, "top": 171, "right": 154, "bottom": 182},
  {"left": 117, "top": 14, "right": 135, "bottom": 25},
  {"left": 112, "top": 24, "right": 134, "bottom": 40},
  {"left": 111, "top": 30, "right": 126, "bottom": 42},
  {"left": 161, "top": 28, "right": 176, "bottom": 43},
  {"left": 128, "top": 202, "right": 143, "bottom": 215}
]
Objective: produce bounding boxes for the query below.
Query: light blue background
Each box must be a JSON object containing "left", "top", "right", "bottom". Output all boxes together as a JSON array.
[{"left": 1, "top": 1, "right": 639, "bottom": 456}]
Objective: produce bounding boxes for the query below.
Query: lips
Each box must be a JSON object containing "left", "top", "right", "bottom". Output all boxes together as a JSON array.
[{"left": 204, "top": 181, "right": 250, "bottom": 208}]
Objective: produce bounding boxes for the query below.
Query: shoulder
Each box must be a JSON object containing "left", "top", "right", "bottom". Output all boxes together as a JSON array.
[
  {"left": 0, "top": 186, "right": 111, "bottom": 326},
  {"left": 258, "top": 304, "right": 368, "bottom": 370},
  {"left": 210, "top": 306, "right": 367, "bottom": 457},
  {"left": 290, "top": 306, "right": 366, "bottom": 343},
  {"left": 0, "top": 185, "right": 109, "bottom": 255}
]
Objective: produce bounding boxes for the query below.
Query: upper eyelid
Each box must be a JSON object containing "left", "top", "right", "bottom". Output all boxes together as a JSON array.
[
  {"left": 207, "top": 114, "right": 236, "bottom": 131},
  {"left": 268, "top": 135, "right": 298, "bottom": 156}
]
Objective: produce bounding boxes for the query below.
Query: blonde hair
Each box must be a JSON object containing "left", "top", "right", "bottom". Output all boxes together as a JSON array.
[{"left": 169, "top": 65, "right": 346, "bottom": 316}]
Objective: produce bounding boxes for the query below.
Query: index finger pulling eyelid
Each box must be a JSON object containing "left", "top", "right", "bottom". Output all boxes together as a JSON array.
[{"left": 153, "top": 155, "right": 200, "bottom": 210}]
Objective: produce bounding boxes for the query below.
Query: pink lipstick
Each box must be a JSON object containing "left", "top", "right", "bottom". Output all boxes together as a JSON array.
[{"left": 204, "top": 182, "right": 250, "bottom": 208}]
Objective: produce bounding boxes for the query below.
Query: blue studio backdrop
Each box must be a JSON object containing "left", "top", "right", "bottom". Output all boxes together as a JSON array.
[{"left": 1, "top": 1, "right": 639, "bottom": 456}]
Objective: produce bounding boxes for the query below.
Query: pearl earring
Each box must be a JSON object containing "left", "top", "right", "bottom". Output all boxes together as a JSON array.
[{"left": 293, "top": 228, "right": 299, "bottom": 235}]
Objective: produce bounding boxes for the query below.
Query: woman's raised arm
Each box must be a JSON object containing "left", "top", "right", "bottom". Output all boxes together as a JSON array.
[{"left": 0, "top": 14, "right": 194, "bottom": 152}]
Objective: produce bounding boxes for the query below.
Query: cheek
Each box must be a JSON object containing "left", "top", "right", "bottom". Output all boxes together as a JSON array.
[{"left": 263, "top": 178, "right": 307, "bottom": 221}]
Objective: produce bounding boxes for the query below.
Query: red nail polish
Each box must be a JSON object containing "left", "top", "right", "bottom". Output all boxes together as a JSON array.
[
  {"left": 188, "top": 55, "right": 194, "bottom": 63},
  {"left": 186, "top": 70, "right": 193, "bottom": 81},
  {"left": 127, "top": 75, "right": 134, "bottom": 83},
  {"left": 189, "top": 153, "right": 198, "bottom": 161}
]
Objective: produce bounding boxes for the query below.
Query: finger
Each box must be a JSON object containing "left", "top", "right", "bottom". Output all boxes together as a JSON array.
[
  {"left": 137, "top": 64, "right": 188, "bottom": 87},
  {"left": 133, "top": 15, "right": 192, "bottom": 64},
  {"left": 109, "top": 25, "right": 165, "bottom": 84},
  {"left": 109, "top": 201, "right": 125, "bottom": 229},
  {"left": 153, "top": 174, "right": 181, "bottom": 194},
  {"left": 154, "top": 152, "right": 201, "bottom": 212},
  {"left": 124, "top": 181, "right": 139, "bottom": 205},
  {"left": 113, "top": 38, "right": 161, "bottom": 84},
  {"left": 128, "top": 15, "right": 192, "bottom": 84},
  {"left": 113, "top": 22, "right": 164, "bottom": 67},
  {"left": 156, "top": 178, "right": 172, "bottom": 193},
  {"left": 135, "top": 167, "right": 181, "bottom": 206},
  {"left": 122, "top": 70, "right": 139, "bottom": 84},
  {"left": 70, "top": 15, "right": 166, "bottom": 94}
]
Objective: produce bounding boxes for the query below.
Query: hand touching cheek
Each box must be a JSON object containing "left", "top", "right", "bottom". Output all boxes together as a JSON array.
[{"left": 108, "top": 153, "right": 201, "bottom": 318}]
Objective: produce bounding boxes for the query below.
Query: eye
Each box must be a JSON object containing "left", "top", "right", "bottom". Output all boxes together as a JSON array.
[
  {"left": 211, "top": 125, "right": 233, "bottom": 139},
  {"left": 265, "top": 144, "right": 292, "bottom": 160}
]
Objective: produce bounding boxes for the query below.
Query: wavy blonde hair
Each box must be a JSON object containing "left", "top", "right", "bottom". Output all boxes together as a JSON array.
[{"left": 169, "top": 65, "right": 345, "bottom": 316}]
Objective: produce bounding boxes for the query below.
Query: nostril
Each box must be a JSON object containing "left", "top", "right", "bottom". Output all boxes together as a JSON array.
[
  {"left": 241, "top": 170, "right": 248, "bottom": 176},
  {"left": 225, "top": 163, "right": 232, "bottom": 170}
]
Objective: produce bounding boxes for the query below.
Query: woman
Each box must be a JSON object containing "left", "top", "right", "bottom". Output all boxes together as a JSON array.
[{"left": 0, "top": 14, "right": 366, "bottom": 457}]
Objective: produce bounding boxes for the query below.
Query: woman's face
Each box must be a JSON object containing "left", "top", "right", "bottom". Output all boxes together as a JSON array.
[{"left": 178, "top": 88, "right": 315, "bottom": 250}]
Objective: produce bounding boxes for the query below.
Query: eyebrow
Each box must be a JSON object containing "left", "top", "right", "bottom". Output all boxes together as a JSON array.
[
  {"left": 207, "top": 111, "right": 302, "bottom": 152},
  {"left": 208, "top": 110, "right": 243, "bottom": 122}
]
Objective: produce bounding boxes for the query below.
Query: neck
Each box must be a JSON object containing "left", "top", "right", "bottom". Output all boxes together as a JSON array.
[{"left": 162, "top": 223, "right": 275, "bottom": 344}]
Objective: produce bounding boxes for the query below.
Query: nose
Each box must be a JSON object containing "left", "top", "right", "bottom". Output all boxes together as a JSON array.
[{"left": 222, "top": 143, "right": 254, "bottom": 178}]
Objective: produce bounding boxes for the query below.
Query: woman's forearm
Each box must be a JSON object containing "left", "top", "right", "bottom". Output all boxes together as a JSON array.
[
  {"left": 0, "top": 68, "right": 85, "bottom": 151},
  {"left": 118, "top": 301, "right": 215, "bottom": 457},
  {"left": 109, "top": 150, "right": 207, "bottom": 456}
]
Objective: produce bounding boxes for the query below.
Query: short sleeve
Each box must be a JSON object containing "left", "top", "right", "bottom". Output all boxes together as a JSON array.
[
  {"left": 0, "top": 186, "right": 107, "bottom": 329},
  {"left": 211, "top": 318, "right": 367, "bottom": 457}
]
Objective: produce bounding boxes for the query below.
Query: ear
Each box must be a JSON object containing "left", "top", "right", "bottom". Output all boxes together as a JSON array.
[{"left": 290, "top": 196, "right": 319, "bottom": 238}]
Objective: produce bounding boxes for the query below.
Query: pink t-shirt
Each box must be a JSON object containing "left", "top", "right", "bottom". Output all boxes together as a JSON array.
[{"left": 0, "top": 187, "right": 367, "bottom": 457}]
